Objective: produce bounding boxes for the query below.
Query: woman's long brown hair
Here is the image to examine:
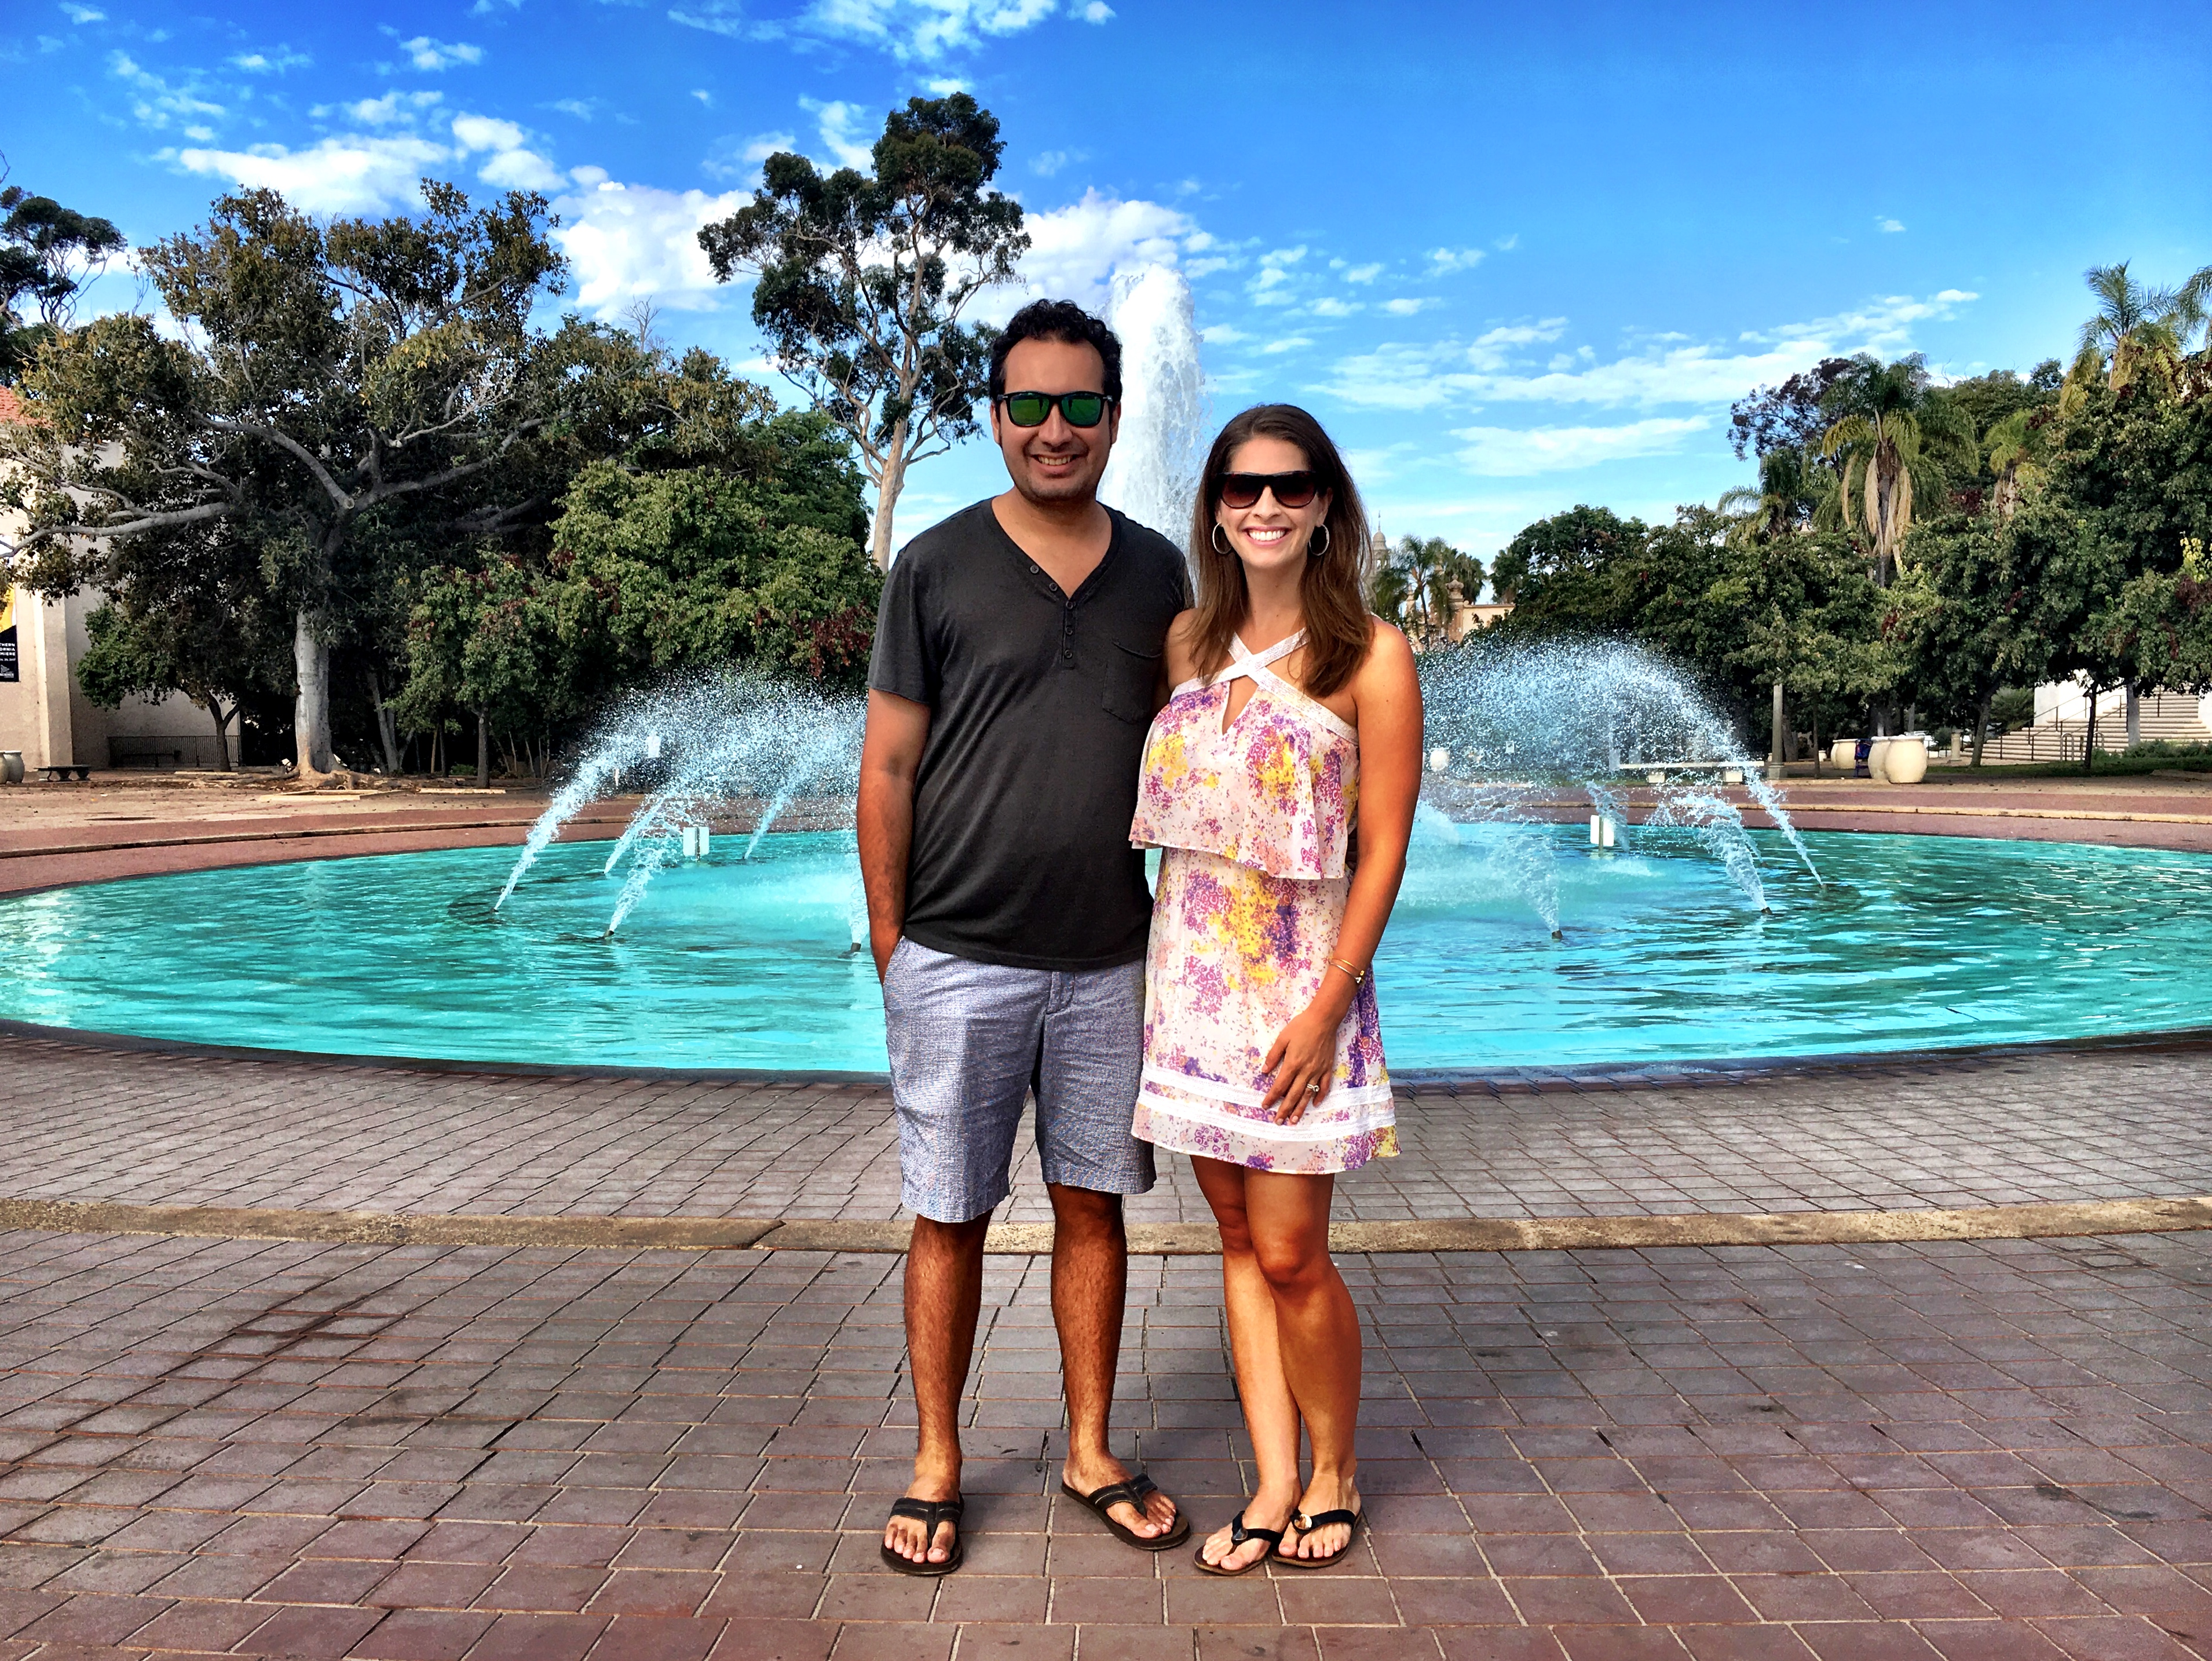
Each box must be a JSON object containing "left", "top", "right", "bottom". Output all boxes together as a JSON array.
[{"left": 1186, "top": 403, "right": 1377, "bottom": 699}]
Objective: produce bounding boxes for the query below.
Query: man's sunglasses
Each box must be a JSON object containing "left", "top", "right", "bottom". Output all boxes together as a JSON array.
[
  {"left": 1219, "top": 471, "right": 1322, "bottom": 510},
  {"left": 998, "top": 390, "right": 1113, "bottom": 428}
]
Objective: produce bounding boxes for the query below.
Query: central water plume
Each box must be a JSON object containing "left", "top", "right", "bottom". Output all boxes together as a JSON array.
[{"left": 1097, "top": 264, "right": 1208, "bottom": 548}]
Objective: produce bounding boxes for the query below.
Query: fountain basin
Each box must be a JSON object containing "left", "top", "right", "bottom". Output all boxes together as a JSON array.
[{"left": 2, "top": 827, "right": 2208, "bottom": 1074}]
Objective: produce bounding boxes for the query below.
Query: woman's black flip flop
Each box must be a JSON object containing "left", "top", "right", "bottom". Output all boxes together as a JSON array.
[
  {"left": 1275, "top": 1506, "right": 1362, "bottom": 1569},
  {"left": 1193, "top": 1509, "right": 1286, "bottom": 1577},
  {"left": 1059, "top": 1471, "right": 1191, "bottom": 1550},
  {"left": 880, "top": 1495, "right": 964, "bottom": 1576}
]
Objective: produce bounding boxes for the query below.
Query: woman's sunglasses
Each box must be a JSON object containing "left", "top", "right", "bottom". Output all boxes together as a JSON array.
[
  {"left": 1218, "top": 471, "right": 1321, "bottom": 510},
  {"left": 999, "top": 390, "right": 1113, "bottom": 428}
]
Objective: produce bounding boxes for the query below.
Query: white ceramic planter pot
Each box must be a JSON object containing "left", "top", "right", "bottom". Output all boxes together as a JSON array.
[
  {"left": 1885, "top": 739, "right": 1928, "bottom": 784},
  {"left": 1867, "top": 738, "right": 1892, "bottom": 782},
  {"left": 1830, "top": 739, "right": 1858, "bottom": 769}
]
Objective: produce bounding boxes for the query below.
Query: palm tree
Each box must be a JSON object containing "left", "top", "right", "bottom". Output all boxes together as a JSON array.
[
  {"left": 1818, "top": 355, "right": 1977, "bottom": 587},
  {"left": 2079, "top": 261, "right": 2212, "bottom": 386},
  {"left": 1983, "top": 407, "right": 2052, "bottom": 520},
  {"left": 1377, "top": 535, "right": 1486, "bottom": 646},
  {"left": 1718, "top": 445, "right": 1826, "bottom": 548}
]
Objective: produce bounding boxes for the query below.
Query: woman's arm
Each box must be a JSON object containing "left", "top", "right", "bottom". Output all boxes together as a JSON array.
[{"left": 1260, "top": 622, "right": 1424, "bottom": 1120}]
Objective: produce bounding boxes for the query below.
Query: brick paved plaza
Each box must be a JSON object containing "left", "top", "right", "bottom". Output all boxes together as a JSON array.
[
  {"left": 0, "top": 1032, "right": 2209, "bottom": 1659},
  {"left": 3, "top": 788, "right": 2212, "bottom": 1657}
]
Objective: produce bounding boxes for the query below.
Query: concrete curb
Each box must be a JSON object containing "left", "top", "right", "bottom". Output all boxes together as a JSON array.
[{"left": 4, "top": 1194, "right": 2209, "bottom": 1254}]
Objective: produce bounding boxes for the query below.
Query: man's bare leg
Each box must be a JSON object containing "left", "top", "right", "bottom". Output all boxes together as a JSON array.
[
  {"left": 1050, "top": 1182, "right": 1178, "bottom": 1539},
  {"left": 884, "top": 1212, "right": 990, "bottom": 1565}
]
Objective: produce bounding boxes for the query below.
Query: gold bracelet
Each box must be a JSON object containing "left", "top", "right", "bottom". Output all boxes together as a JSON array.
[{"left": 1326, "top": 957, "right": 1367, "bottom": 987}]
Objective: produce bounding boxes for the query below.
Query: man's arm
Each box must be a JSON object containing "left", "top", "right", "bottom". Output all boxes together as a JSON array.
[{"left": 857, "top": 688, "right": 931, "bottom": 981}]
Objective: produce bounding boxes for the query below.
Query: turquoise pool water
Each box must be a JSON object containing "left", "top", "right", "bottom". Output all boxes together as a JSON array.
[{"left": 0, "top": 827, "right": 2207, "bottom": 1073}]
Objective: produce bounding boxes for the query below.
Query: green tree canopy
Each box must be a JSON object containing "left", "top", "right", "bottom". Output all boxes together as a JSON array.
[
  {"left": 700, "top": 93, "right": 1027, "bottom": 569},
  {"left": 0, "top": 165, "right": 125, "bottom": 384}
]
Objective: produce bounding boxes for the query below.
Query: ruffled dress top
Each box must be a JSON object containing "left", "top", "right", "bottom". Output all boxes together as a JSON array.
[{"left": 1128, "top": 631, "right": 1395, "bottom": 1173}]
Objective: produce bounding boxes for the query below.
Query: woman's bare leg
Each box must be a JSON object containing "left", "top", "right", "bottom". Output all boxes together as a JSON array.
[
  {"left": 1243, "top": 1169, "right": 1362, "bottom": 1561},
  {"left": 1190, "top": 1155, "right": 1304, "bottom": 1571}
]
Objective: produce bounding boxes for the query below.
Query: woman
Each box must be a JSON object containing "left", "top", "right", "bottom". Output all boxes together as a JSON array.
[{"left": 1130, "top": 404, "right": 1422, "bottom": 1574}]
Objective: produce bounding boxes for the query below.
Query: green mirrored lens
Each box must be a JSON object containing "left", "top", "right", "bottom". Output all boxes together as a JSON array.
[
  {"left": 1061, "top": 393, "right": 1106, "bottom": 426},
  {"left": 1003, "top": 393, "right": 1051, "bottom": 425}
]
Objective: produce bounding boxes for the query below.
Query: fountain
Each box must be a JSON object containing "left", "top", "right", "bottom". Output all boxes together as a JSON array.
[
  {"left": 1097, "top": 264, "right": 1208, "bottom": 547},
  {"left": 495, "top": 671, "right": 865, "bottom": 937}
]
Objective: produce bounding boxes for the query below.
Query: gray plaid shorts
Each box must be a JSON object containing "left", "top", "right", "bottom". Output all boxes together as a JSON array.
[{"left": 882, "top": 937, "right": 1154, "bottom": 1224}]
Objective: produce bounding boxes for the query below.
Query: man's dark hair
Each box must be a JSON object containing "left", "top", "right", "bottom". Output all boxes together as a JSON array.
[{"left": 988, "top": 298, "right": 1123, "bottom": 404}]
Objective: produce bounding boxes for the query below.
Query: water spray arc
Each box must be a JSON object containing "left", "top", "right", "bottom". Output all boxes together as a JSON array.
[{"left": 496, "top": 674, "right": 865, "bottom": 937}]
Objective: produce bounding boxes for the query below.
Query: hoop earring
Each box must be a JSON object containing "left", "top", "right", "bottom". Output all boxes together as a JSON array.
[
  {"left": 1211, "top": 524, "right": 1232, "bottom": 556},
  {"left": 1308, "top": 523, "right": 1332, "bottom": 558}
]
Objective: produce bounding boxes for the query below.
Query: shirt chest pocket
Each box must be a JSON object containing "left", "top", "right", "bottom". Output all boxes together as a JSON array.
[{"left": 1100, "top": 640, "right": 1161, "bottom": 724}]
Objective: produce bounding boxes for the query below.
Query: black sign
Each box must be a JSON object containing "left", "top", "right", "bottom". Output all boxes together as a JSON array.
[{"left": 0, "top": 590, "right": 14, "bottom": 682}]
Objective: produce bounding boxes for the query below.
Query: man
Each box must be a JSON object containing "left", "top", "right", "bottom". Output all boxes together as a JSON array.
[{"left": 860, "top": 299, "right": 1190, "bottom": 1574}]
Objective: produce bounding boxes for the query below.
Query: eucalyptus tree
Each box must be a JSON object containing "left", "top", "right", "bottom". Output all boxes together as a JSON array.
[
  {"left": 0, "top": 182, "right": 571, "bottom": 776},
  {"left": 1817, "top": 354, "right": 1977, "bottom": 587},
  {"left": 699, "top": 93, "right": 1027, "bottom": 569},
  {"left": 0, "top": 160, "right": 126, "bottom": 382}
]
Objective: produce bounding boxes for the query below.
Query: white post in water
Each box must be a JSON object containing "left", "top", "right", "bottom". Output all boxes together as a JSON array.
[{"left": 1767, "top": 680, "right": 1785, "bottom": 783}]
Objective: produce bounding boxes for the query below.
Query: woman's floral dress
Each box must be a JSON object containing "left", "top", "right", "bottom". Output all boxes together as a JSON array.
[{"left": 1128, "top": 631, "right": 1395, "bottom": 1174}]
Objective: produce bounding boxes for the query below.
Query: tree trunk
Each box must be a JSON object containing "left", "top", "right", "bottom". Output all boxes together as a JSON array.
[
  {"left": 2083, "top": 681, "right": 2098, "bottom": 773},
  {"left": 1972, "top": 693, "right": 1990, "bottom": 768},
  {"left": 1811, "top": 710, "right": 1821, "bottom": 777},
  {"left": 365, "top": 668, "right": 402, "bottom": 776},
  {"left": 209, "top": 699, "right": 235, "bottom": 773},
  {"left": 292, "top": 607, "right": 335, "bottom": 774},
  {"left": 2126, "top": 682, "right": 2141, "bottom": 749},
  {"left": 867, "top": 425, "right": 911, "bottom": 571},
  {"left": 476, "top": 707, "right": 491, "bottom": 788}
]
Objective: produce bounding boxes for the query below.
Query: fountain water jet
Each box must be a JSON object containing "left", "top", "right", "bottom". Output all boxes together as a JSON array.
[{"left": 1097, "top": 264, "right": 1207, "bottom": 547}]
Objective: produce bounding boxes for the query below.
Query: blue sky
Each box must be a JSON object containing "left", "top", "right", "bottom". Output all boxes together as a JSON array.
[{"left": 6, "top": 0, "right": 2209, "bottom": 558}]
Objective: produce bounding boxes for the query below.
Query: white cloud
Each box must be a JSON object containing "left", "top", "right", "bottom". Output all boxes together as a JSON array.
[
  {"left": 1429, "top": 246, "right": 1486, "bottom": 273},
  {"left": 1010, "top": 189, "right": 1195, "bottom": 313},
  {"left": 1452, "top": 417, "right": 1710, "bottom": 477},
  {"left": 553, "top": 179, "right": 747, "bottom": 315},
  {"left": 1308, "top": 296, "right": 1361, "bottom": 317},
  {"left": 451, "top": 114, "right": 562, "bottom": 192},
  {"left": 1494, "top": 233, "right": 1519, "bottom": 251},
  {"left": 393, "top": 35, "right": 484, "bottom": 71},
  {"left": 1383, "top": 297, "right": 1436, "bottom": 316},
  {"left": 1325, "top": 291, "right": 1977, "bottom": 414},
  {"left": 691, "top": 89, "right": 712, "bottom": 107},
  {"left": 174, "top": 134, "right": 448, "bottom": 214},
  {"left": 704, "top": 129, "right": 796, "bottom": 181},
  {"left": 1262, "top": 336, "right": 1312, "bottom": 355},
  {"left": 111, "top": 53, "right": 224, "bottom": 136},
  {"left": 1077, "top": 1, "right": 1113, "bottom": 19},
  {"left": 551, "top": 98, "right": 596, "bottom": 121},
  {"left": 668, "top": 2, "right": 754, "bottom": 38},
  {"left": 60, "top": 3, "right": 104, "bottom": 21},
  {"left": 1201, "top": 324, "right": 1248, "bottom": 344},
  {"left": 1249, "top": 244, "right": 1307, "bottom": 305},
  {"left": 800, "top": 97, "right": 875, "bottom": 170},
  {"left": 924, "top": 77, "right": 969, "bottom": 93},
  {"left": 1877, "top": 216, "right": 1904, "bottom": 233},
  {"left": 1343, "top": 262, "right": 1384, "bottom": 284},
  {"left": 1032, "top": 148, "right": 1077, "bottom": 177},
  {"left": 337, "top": 90, "right": 442, "bottom": 125},
  {"left": 451, "top": 113, "right": 529, "bottom": 153},
  {"left": 231, "top": 46, "right": 309, "bottom": 73},
  {"left": 800, "top": 0, "right": 1059, "bottom": 61}
]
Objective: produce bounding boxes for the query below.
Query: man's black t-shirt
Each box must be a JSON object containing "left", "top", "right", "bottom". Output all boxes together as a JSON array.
[{"left": 869, "top": 499, "right": 1191, "bottom": 972}]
